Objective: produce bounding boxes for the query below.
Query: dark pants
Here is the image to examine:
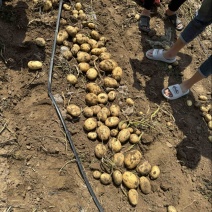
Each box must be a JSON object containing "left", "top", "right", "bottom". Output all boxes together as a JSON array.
[{"left": 144, "top": 0, "right": 186, "bottom": 12}]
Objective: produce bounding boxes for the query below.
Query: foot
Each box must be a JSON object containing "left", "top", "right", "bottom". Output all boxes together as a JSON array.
[
  {"left": 139, "top": 10, "right": 151, "bottom": 33},
  {"left": 146, "top": 49, "right": 176, "bottom": 62},
  {"left": 165, "top": 10, "right": 184, "bottom": 31}
]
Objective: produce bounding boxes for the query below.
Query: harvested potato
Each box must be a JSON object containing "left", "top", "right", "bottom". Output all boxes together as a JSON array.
[
  {"left": 67, "top": 104, "right": 81, "bottom": 117},
  {"left": 91, "top": 105, "right": 102, "bottom": 115},
  {"left": 67, "top": 74, "right": 77, "bottom": 85},
  {"left": 104, "top": 77, "right": 118, "bottom": 88},
  {"left": 108, "top": 91, "right": 117, "bottom": 102},
  {"left": 76, "top": 33, "right": 89, "bottom": 44},
  {"left": 95, "top": 144, "right": 107, "bottom": 159},
  {"left": 88, "top": 39, "right": 98, "bottom": 49},
  {"left": 28, "top": 61, "right": 43, "bottom": 70},
  {"left": 101, "top": 107, "right": 110, "bottom": 116},
  {"left": 78, "top": 62, "right": 90, "bottom": 72},
  {"left": 87, "top": 132, "right": 97, "bottom": 140},
  {"left": 128, "top": 189, "right": 138, "bottom": 206},
  {"left": 108, "top": 137, "right": 122, "bottom": 152},
  {"left": 77, "top": 51, "right": 91, "bottom": 63},
  {"left": 204, "top": 113, "right": 212, "bottom": 122},
  {"left": 208, "top": 121, "right": 212, "bottom": 129},
  {"left": 99, "top": 52, "right": 111, "bottom": 61},
  {"left": 86, "top": 83, "right": 102, "bottom": 95},
  {"left": 99, "top": 36, "right": 108, "bottom": 43},
  {"left": 96, "top": 125, "right": 110, "bottom": 141},
  {"left": 97, "top": 111, "right": 107, "bottom": 122},
  {"left": 72, "top": 9, "right": 78, "bottom": 15},
  {"left": 86, "top": 68, "right": 98, "bottom": 80},
  {"left": 65, "top": 26, "right": 78, "bottom": 37},
  {"left": 100, "top": 47, "right": 107, "bottom": 52},
  {"left": 63, "top": 40, "right": 71, "bottom": 47},
  {"left": 110, "top": 129, "right": 119, "bottom": 137},
  {"left": 88, "top": 22, "right": 95, "bottom": 29},
  {"left": 57, "top": 30, "right": 68, "bottom": 44},
  {"left": 127, "top": 127, "right": 134, "bottom": 133},
  {"left": 91, "top": 48, "right": 103, "bottom": 56},
  {"left": 126, "top": 98, "right": 134, "bottom": 106},
  {"left": 112, "top": 170, "right": 122, "bottom": 186},
  {"left": 83, "top": 107, "right": 93, "bottom": 118},
  {"left": 75, "top": 2, "right": 82, "bottom": 11},
  {"left": 97, "top": 40, "right": 105, "bottom": 48},
  {"left": 112, "top": 67, "right": 123, "bottom": 81},
  {"left": 105, "top": 117, "right": 120, "bottom": 128},
  {"left": 110, "top": 104, "right": 120, "bottom": 116},
  {"left": 122, "top": 171, "right": 139, "bottom": 189},
  {"left": 80, "top": 43, "right": 91, "bottom": 52},
  {"left": 167, "top": 205, "right": 177, "bottom": 212},
  {"left": 99, "top": 59, "right": 118, "bottom": 72},
  {"left": 199, "top": 95, "right": 208, "bottom": 101},
  {"left": 90, "top": 30, "right": 100, "bottom": 40},
  {"left": 85, "top": 93, "right": 98, "bottom": 106},
  {"left": 118, "top": 121, "right": 128, "bottom": 130},
  {"left": 117, "top": 128, "right": 131, "bottom": 143},
  {"left": 71, "top": 44, "right": 80, "bottom": 56},
  {"left": 200, "top": 105, "right": 209, "bottom": 112},
  {"left": 79, "top": 13, "right": 87, "bottom": 20},
  {"left": 43, "top": 0, "right": 52, "bottom": 11},
  {"left": 35, "top": 37, "right": 46, "bottom": 47},
  {"left": 62, "top": 50, "right": 72, "bottom": 60},
  {"left": 113, "top": 152, "right": 125, "bottom": 167},
  {"left": 93, "top": 170, "right": 101, "bottom": 179},
  {"left": 130, "top": 134, "right": 140, "bottom": 144},
  {"left": 100, "top": 173, "right": 112, "bottom": 185},
  {"left": 97, "top": 93, "right": 108, "bottom": 104},
  {"left": 136, "top": 161, "right": 152, "bottom": 176},
  {"left": 84, "top": 117, "right": 97, "bottom": 131},
  {"left": 124, "top": 150, "right": 142, "bottom": 169},
  {"left": 63, "top": 3, "right": 71, "bottom": 11},
  {"left": 139, "top": 176, "right": 151, "bottom": 194},
  {"left": 149, "top": 165, "right": 160, "bottom": 180}
]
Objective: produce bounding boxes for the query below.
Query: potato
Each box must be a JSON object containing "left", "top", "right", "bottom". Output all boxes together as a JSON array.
[
  {"left": 118, "top": 121, "right": 128, "bottom": 130},
  {"left": 110, "top": 104, "right": 120, "bottom": 116},
  {"left": 62, "top": 50, "right": 72, "bottom": 60},
  {"left": 122, "top": 171, "right": 139, "bottom": 189},
  {"left": 79, "top": 13, "right": 87, "bottom": 20},
  {"left": 108, "top": 91, "right": 117, "bottom": 101},
  {"left": 128, "top": 189, "right": 138, "bottom": 206},
  {"left": 77, "top": 51, "right": 91, "bottom": 63},
  {"left": 105, "top": 117, "right": 120, "bottom": 128},
  {"left": 99, "top": 59, "right": 118, "bottom": 72},
  {"left": 97, "top": 40, "right": 105, "bottom": 48},
  {"left": 149, "top": 165, "right": 160, "bottom": 180},
  {"left": 104, "top": 77, "right": 118, "bottom": 88},
  {"left": 124, "top": 150, "right": 142, "bottom": 169},
  {"left": 101, "top": 107, "right": 110, "bottom": 116},
  {"left": 126, "top": 98, "right": 134, "bottom": 106},
  {"left": 167, "top": 205, "right": 177, "bottom": 212},
  {"left": 110, "top": 129, "right": 119, "bottom": 137},
  {"left": 117, "top": 128, "right": 131, "bottom": 143},
  {"left": 57, "top": 30, "right": 68, "bottom": 44},
  {"left": 97, "top": 93, "right": 108, "bottom": 104},
  {"left": 127, "top": 127, "right": 134, "bottom": 133},
  {"left": 204, "top": 113, "right": 212, "bottom": 122},
  {"left": 72, "top": 9, "right": 78, "bottom": 15},
  {"left": 112, "top": 66, "right": 123, "bottom": 81},
  {"left": 63, "top": 3, "right": 71, "bottom": 11},
  {"left": 65, "top": 26, "right": 78, "bottom": 37},
  {"left": 84, "top": 117, "right": 97, "bottom": 131},
  {"left": 85, "top": 93, "right": 98, "bottom": 106},
  {"left": 100, "top": 47, "right": 107, "bottom": 52},
  {"left": 91, "top": 105, "right": 101, "bottom": 115},
  {"left": 99, "top": 52, "right": 111, "bottom": 61},
  {"left": 90, "top": 30, "right": 100, "bottom": 40},
  {"left": 86, "top": 83, "right": 102, "bottom": 95},
  {"left": 88, "top": 22, "right": 95, "bottom": 29},
  {"left": 130, "top": 134, "right": 140, "bottom": 144},
  {"left": 86, "top": 68, "right": 98, "bottom": 80},
  {"left": 76, "top": 34, "right": 89, "bottom": 45},
  {"left": 99, "top": 36, "right": 108, "bottom": 43},
  {"left": 88, "top": 39, "right": 98, "bottom": 49},
  {"left": 43, "top": 0, "right": 52, "bottom": 11},
  {"left": 97, "top": 111, "right": 107, "bottom": 122},
  {"left": 35, "top": 37, "right": 46, "bottom": 47},
  {"left": 113, "top": 152, "right": 125, "bottom": 167},
  {"left": 199, "top": 95, "right": 208, "bottom": 101},
  {"left": 93, "top": 170, "right": 101, "bottom": 179},
  {"left": 83, "top": 106, "right": 93, "bottom": 118},
  {"left": 208, "top": 121, "right": 212, "bottom": 129},
  {"left": 136, "top": 161, "right": 152, "bottom": 176},
  {"left": 28, "top": 61, "right": 43, "bottom": 70},
  {"left": 200, "top": 105, "right": 209, "bottom": 112},
  {"left": 100, "top": 173, "right": 112, "bottom": 185},
  {"left": 66, "top": 104, "right": 81, "bottom": 117},
  {"left": 80, "top": 43, "right": 91, "bottom": 52},
  {"left": 108, "top": 137, "right": 122, "bottom": 153},
  {"left": 96, "top": 125, "right": 110, "bottom": 141},
  {"left": 91, "top": 48, "right": 103, "bottom": 56},
  {"left": 112, "top": 170, "right": 122, "bottom": 186},
  {"left": 67, "top": 74, "right": 77, "bottom": 85},
  {"left": 75, "top": 2, "right": 82, "bottom": 11},
  {"left": 78, "top": 62, "right": 90, "bottom": 72},
  {"left": 60, "top": 18, "right": 67, "bottom": 25},
  {"left": 95, "top": 143, "right": 107, "bottom": 159},
  {"left": 71, "top": 44, "right": 80, "bottom": 56},
  {"left": 139, "top": 176, "right": 151, "bottom": 194},
  {"left": 87, "top": 132, "right": 97, "bottom": 140}
]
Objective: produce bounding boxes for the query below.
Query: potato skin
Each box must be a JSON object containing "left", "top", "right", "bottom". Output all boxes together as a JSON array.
[
  {"left": 83, "top": 117, "right": 97, "bottom": 131},
  {"left": 112, "top": 66, "right": 123, "bottom": 81},
  {"left": 103, "top": 77, "right": 118, "bottom": 88},
  {"left": 124, "top": 150, "right": 142, "bottom": 169},
  {"left": 112, "top": 170, "right": 122, "bottom": 186},
  {"left": 85, "top": 93, "right": 98, "bottom": 106},
  {"left": 100, "top": 173, "right": 112, "bottom": 185},
  {"left": 28, "top": 61, "right": 43, "bottom": 70},
  {"left": 95, "top": 143, "right": 107, "bottom": 159},
  {"left": 105, "top": 117, "right": 119, "bottom": 128},
  {"left": 122, "top": 171, "right": 139, "bottom": 189},
  {"left": 110, "top": 104, "right": 120, "bottom": 116},
  {"left": 66, "top": 104, "right": 81, "bottom": 117},
  {"left": 117, "top": 129, "right": 131, "bottom": 143},
  {"left": 96, "top": 125, "right": 110, "bottom": 141},
  {"left": 136, "top": 161, "right": 152, "bottom": 176},
  {"left": 99, "top": 59, "right": 118, "bottom": 72},
  {"left": 77, "top": 51, "right": 91, "bottom": 63},
  {"left": 57, "top": 30, "right": 68, "bottom": 44},
  {"left": 108, "top": 137, "right": 122, "bottom": 153},
  {"left": 139, "top": 176, "right": 151, "bottom": 194},
  {"left": 86, "top": 83, "right": 102, "bottom": 95},
  {"left": 149, "top": 165, "right": 160, "bottom": 180},
  {"left": 128, "top": 189, "right": 138, "bottom": 206},
  {"left": 113, "top": 152, "right": 125, "bottom": 167}
]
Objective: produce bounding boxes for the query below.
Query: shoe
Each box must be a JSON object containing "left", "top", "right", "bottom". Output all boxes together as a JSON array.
[
  {"left": 165, "top": 13, "right": 184, "bottom": 31},
  {"left": 139, "top": 15, "right": 151, "bottom": 33}
]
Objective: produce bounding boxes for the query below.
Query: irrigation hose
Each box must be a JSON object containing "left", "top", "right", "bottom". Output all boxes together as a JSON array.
[{"left": 47, "top": 1, "right": 104, "bottom": 211}]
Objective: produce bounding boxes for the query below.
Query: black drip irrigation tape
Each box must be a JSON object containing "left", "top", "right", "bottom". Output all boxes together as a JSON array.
[{"left": 47, "top": 1, "right": 104, "bottom": 211}]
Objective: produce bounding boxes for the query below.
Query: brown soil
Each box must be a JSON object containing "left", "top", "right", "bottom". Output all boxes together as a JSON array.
[{"left": 0, "top": 0, "right": 211, "bottom": 211}]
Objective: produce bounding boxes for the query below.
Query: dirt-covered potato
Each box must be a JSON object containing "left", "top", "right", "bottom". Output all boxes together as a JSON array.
[
  {"left": 88, "top": 22, "right": 95, "bottom": 29},
  {"left": 91, "top": 48, "right": 103, "bottom": 56},
  {"left": 77, "top": 51, "right": 91, "bottom": 63},
  {"left": 110, "top": 129, "right": 119, "bottom": 137},
  {"left": 91, "top": 105, "right": 102, "bottom": 115},
  {"left": 99, "top": 59, "right": 118, "bottom": 72},
  {"left": 117, "top": 128, "right": 131, "bottom": 143},
  {"left": 90, "top": 30, "right": 100, "bottom": 40},
  {"left": 63, "top": 3, "right": 71, "bottom": 11},
  {"left": 76, "top": 33, "right": 89, "bottom": 44},
  {"left": 97, "top": 93, "right": 108, "bottom": 104},
  {"left": 28, "top": 61, "right": 43, "bottom": 70},
  {"left": 79, "top": 13, "right": 87, "bottom": 20},
  {"left": 110, "top": 104, "right": 120, "bottom": 117},
  {"left": 128, "top": 189, "right": 138, "bottom": 206},
  {"left": 99, "top": 52, "right": 111, "bottom": 61},
  {"left": 113, "top": 152, "right": 125, "bottom": 167},
  {"left": 105, "top": 117, "right": 120, "bottom": 128},
  {"left": 86, "top": 83, "right": 102, "bottom": 95},
  {"left": 167, "top": 205, "right": 177, "bottom": 212},
  {"left": 65, "top": 26, "right": 79, "bottom": 37},
  {"left": 112, "top": 66, "right": 123, "bottom": 81},
  {"left": 57, "top": 30, "right": 68, "bottom": 44},
  {"left": 88, "top": 39, "right": 98, "bottom": 49},
  {"left": 136, "top": 161, "right": 152, "bottom": 176},
  {"left": 112, "top": 170, "right": 122, "bottom": 186},
  {"left": 127, "top": 127, "right": 134, "bottom": 133},
  {"left": 43, "top": 0, "right": 52, "bottom": 11},
  {"left": 97, "top": 111, "right": 107, "bottom": 122},
  {"left": 129, "top": 134, "right": 140, "bottom": 144},
  {"left": 139, "top": 176, "right": 151, "bottom": 194},
  {"left": 71, "top": 44, "right": 80, "bottom": 56},
  {"left": 108, "top": 91, "right": 117, "bottom": 101},
  {"left": 85, "top": 93, "right": 98, "bottom": 106},
  {"left": 118, "top": 121, "right": 128, "bottom": 130},
  {"left": 62, "top": 50, "right": 72, "bottom": 60},
  {"left": 75, "top": 2, "right": 82, "bottom": 10},
  {"left": 100, "top": 173, "right": 112, "bottom": 185},
  {"left": 35, "top": 37, "right": 46, "bottom": 47},
  {"left": 80, "top": 43, "right": 91, "bottom": 52},
  {"left": 95, "top": 143, "right": 107, "bottom": 159},
  {"left": 93, "top": 170, "right": 101, "bottom": 179},
  {"left": 108, "top": 137, "right": 122, "bottom": 152},
  {"left": 96, "top": 125, "right": 110, "bottom": 141},
  {"left": 67, "top": 74, "right": 77, "bottom": 85},
  {"left": 87, "top": 132, "right": 97, "bottom": 140},
  {"left": 66, "top": 104, "right": 81, "bottom": 117},
  {"left": 204, "top": 113, "right": 212, "bottom": 122},
  {"left": 149, "top": 165, "right": 160, "bottom": 180},
  {"left": 97, "top": 40, "right": 105, "bottom": 48},
  {"left": 101, "top": 107, "right": 110, "bottom": 116},
  {"left": 208, "top": 121, "right": 212, "bottom": 129},
  {"left": 84, "top": 117, "right": 97, "bottom": 131},
  {"left": 103, "top": 77, "right": 118, "bottom": 88},
  {"left": 122, "top": 171, "right": 139, "bottom": 189},
  {"left": 86, "top": 68, "right": 98, "bottom": 80},
  {"left": 78, "top": 62, "right": 90, "bottom": 72},
  {"left": 126, "top": 98, "right": 134, "bottom": 106},
  {"left": 124, "top": 150, "right": 142, "bottom": 169},
  {"left": 83, "top": 106, "right": 93, "bottom": 118}
]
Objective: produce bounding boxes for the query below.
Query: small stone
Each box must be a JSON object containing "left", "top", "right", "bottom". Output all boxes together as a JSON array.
[
  {"left": 168, "top": 65, "right": 172, "bottom": 70},
  {"left": 186, "top": 100, "right": 192, "bottom": 107},
  {"left": 27, "top": 186, "right": 32, "bottom": 191}
]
